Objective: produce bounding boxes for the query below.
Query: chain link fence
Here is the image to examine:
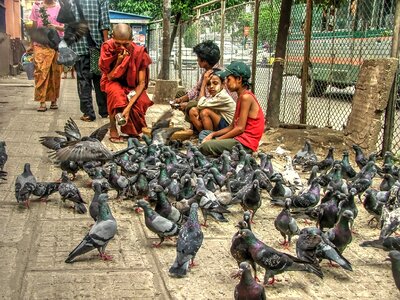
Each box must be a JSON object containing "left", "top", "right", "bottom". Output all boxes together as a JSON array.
[{"left": 146, "top": 0, "right": 399, "bottom": 153}]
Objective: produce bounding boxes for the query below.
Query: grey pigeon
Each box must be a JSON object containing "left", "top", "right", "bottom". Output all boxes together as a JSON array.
[
  {"left": 386, "top": 250, "right": 400, "bottom": 290},
  {"left": 107, "top": 164, "right": 129, "bottom": 199},
  {"left": 154, "top": 184, "right": 185, "bottom": 224},
  {"left": 136, "top": 199, "right": 180, "bottom": 247},
  {"left": 352, "top": 144, "right": 368, "bottom": 170},
  {"left": 269, "top": 173, "right": 293, "bottom": 203},
  {"left": 32, "top": 181, "right": 60, "bottom": 202},
  {"left": 380, "top": 206, "right": 400, "bottom": 239},
  {"left": 363, "top": 189, "right": 389, "bottom": 225},
  {"left": 239, "top": 229, "right": 323, "bottom": 285},
  {"left": 0, "top": 141, "right": 7, "bottom": 171},
  {"left": 292, "top": 140, "right": 317, "bottom": 170},
  {"left": 169, "top": 203, "right": 204, "bottom": 278},
  {"left": 89, "top": 182, "right": 102, "bottom": 222},
  {"left": 232, "top": 261, "right": 266, "bottom": 300},
  {"left": 297, "top": 227, "right": 352, "bottom": 271},
  {"left": 274, "top": 199, "right": 300, "bottom": 247},
  {"left": 233, "top": 179, "right": 262, "bottom": 221},
  {"left": 15, "top": 163, "right": 37, "bottom": 208},
  {"left": 58, "top": 171, "right": 87, "bottom": 214},
  {"left": 65, "top": 194, "right": 117, "bottom": 263},
  {"left": 360, "top": 236, "right": 400, "bottom": 251},
  {"left": 325, "top": 210, "right": 354, "bottom": 254}
]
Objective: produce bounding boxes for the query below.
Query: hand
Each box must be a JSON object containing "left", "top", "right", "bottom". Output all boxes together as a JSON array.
[
  {"left": 47, "top": 24, "right": 57, "bottom": 30},
  {"left": 202, "top": 132, "right": 214, "bottom": 143},
  {"left": 175, "top": 97, "right": 183, "bottom": 104},
  {"left": 204, "top": 69, "right": 213, "bottom": 79},
  {"left": 121, "top": 107, "right": 130, "bottom": 124},
  {"left": 179, "top": 102, "right": 188, "bottom": 112},
  {"left": 117, "top": 49, "right": 128, "bottom": 63}
]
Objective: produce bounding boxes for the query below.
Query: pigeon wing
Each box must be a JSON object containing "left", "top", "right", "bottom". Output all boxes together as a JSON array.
[{"left": 56, "top": 140, "right": 112, "bottom": 162}]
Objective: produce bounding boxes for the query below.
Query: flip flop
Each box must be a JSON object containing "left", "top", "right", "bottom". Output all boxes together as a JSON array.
[
  {"left": 37, "top": 106, "right": 47, "bottom": 112},
  {"left": 108, "top": 136, "right": 126, "bottom": 144},
  {"left": 50, "top": 103, "right": 58, "bottom": 109}
]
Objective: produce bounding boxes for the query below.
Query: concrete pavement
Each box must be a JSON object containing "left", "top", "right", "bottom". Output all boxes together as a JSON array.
[{"left": 0, "top": 74, "right": 399, "bottom": 299}]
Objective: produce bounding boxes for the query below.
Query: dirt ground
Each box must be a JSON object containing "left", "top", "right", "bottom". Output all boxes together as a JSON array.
[{"left": 1, "top": 76, "right": 399, "bottom": 299}]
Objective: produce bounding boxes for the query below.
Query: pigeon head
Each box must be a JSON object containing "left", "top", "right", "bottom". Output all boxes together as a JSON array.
[
  {"left": 23, "top": 163, "right": 32, "bottom": 173},
  {"left": 231, "top": 261, "right": 252, "bottom": 279},
  {"left": 136, "top": 199, "right": 150, "bottom": 208},
  {"left": 243, "top": 211, "right": 251, "bottom": 223},
  {"left": 154, "top": 185, "right": 164, "bottom": 193},
  {"left": 284, "top": 198, "right": 291, "bottom": 209},
  {"left": 171, "top": 173, "right": 179, "bottom": 180},
  {"left": 387, "top": 250, "right": 400, "bottom": 263},
  {"left": 98, "top": 193, "right": 109, "bottom": 204},
  {"left": 0, "top": 141, "right": 5, "bottom": 147},
  {"left": 239, "top": 228, "right": 255, "bottom": 242},
  {"left": 269, "top": 173, "right": 282, "bottom": 182},
  {"left": 341, "top": 210, "right": 354, "bottom": 222},
  {"left": 235, "top": 220, "right": 249, "bottom": 230},
  {"left": 252, "top": 179, "right": 259, "bottom": 189}
]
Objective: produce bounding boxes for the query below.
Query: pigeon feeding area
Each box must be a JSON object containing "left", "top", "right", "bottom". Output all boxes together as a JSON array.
[{"left": 1, "top": 77, "right": 400, "bottom": 299}]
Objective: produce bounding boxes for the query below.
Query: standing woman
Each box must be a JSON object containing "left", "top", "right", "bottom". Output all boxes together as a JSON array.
[{"left": 30, "top": 0, "right": 64, "bottom": 112}]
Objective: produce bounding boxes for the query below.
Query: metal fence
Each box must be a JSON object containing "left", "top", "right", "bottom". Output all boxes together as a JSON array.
[{"left": 146, "top": 0, "right": 400, "bottom": 154}]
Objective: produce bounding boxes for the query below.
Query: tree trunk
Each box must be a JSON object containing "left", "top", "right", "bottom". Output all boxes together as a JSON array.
[
  {"left": 159, "top": 0, "right": 171, "bottom": 79},
  {"left": 169, "top": 12, "right": 182, "bottom": 56},
  {"left": 266, "top": 0, "right": 293, "bottom": 128}
]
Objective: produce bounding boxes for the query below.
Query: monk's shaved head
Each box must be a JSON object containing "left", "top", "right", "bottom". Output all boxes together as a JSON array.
[{"left": 113, "top": 23, "right": 132, "bottom": 41}]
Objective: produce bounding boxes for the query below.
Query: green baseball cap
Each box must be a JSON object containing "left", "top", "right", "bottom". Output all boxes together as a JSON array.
[{"left": 218, "top": 61, "right": 251, "bottom": 80}]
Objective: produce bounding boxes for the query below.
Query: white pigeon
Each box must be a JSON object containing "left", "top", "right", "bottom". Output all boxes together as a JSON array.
[{"left": 282, "top": 156, "right": 304, "bottom": 192}]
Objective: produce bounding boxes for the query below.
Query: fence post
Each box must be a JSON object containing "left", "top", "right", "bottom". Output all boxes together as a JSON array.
[
  {"left": 300, "top": 0, "right": 313, "bottom": 124},
  {"left": 220, "top": 0, "right": 226, "bottom": 67},
  {"left": 178, "top": 21, "right": 183, "bottom": 85},
  {"left": 155, "top": 22, "right": 160, "bottom": 76},
  {"left": 251, "top": 0, "right": 260, "bottom": 94},
  {"left": 382, "top": 0, "right": 400, "bottom": 154}
]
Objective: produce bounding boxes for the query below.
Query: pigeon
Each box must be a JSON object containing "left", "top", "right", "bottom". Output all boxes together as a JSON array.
[
  {"left": 89, "top": 183, "right": 102, "bottom": 222},
  {"left": 341, "top": 150, "right": 357, "bottom": 180},
  {"left": 297, "top": 227, "right": 352, "bottom": 271},
  {"left": 360, "top": 236, "right": 400, "bottom": 251},
  {"left": 150, "top": 110, "right": 183, "bottom": 145},
  {"left": 380, "top": 206, "right": 400, "bottom": 239},
  {"left": 136, "top": 199, "right": 180, "bottom": 247},
  {"left": 274, "top": 199, "right": 300, "bottom": 247},
  {"left": 91, "top": 167, "right": 110, "bottom": 193},
  {"left": 32, "top": 181, "right": 60, "bottom": 202},
  {"left": 386, "top": 250, "right": 400, "bottom": 290},
  {"left": 275, "top": 179, "right": 321, "bottom": 211},
  {"left": 15, "top": 163, "right": 37, "bottom": 208},
  {"left": 338, "top": 188, "right": 358, "bottom": 227},
  {"left": 316, "top": 191, "right": 345, "bottom": 231},
  {"left": 58, "top": 171, "right": 87, "bottom": 214},
  {"left": 154, "top": 184, "right": 185, "bottom": 224},
  {"left": 107, "top": 164, "right": 129, "bottom": 199},
  {"left": 325, "top": 210, "right": 354, "bottom": 254},
  {"left": 0, "top": 170, "right": 7, "bottom": 181},
  {"left": 363, "top": 189, "right": 390, "bottom": 225},
  {"left": 269, "top": 173, "right": 293, "bottom": 202},
  {"left": 65, "top": 194, "right": 117, "bottom": 263},
  {"left": 238, "top": 229, "right": 323, "bottom": 285},
  {"left": 166, "top": 172, "right": 180, "bottom": 200},
  {"left": 282, "top": 156, "right": 303, "bottom": 191},
  {"left": 293, "top": 140, "right": 317, "bottom": 169},
  {"left": 232, "top": 261, "right": 266, "bottom": 300},
  {"left": 380, "top": 174, "right": 396, "bottom": 192},
  {"left": 169, "top": 203, "right": 204, "bottom": 278},
  {"left": 233, "top": 179, "right": 262, "bottom": 221},
  {"left": 0, "top": 141, "right": 7, "bottom": 171},
  {"left": 306, "top": 147, "right": 334, "bottom": 173},
  {"left": 352, "top": 144, "right": 368, "bottom": 170}
]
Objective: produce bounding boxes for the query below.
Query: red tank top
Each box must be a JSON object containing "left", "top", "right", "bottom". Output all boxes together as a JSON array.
[{"left": 233, "top": 90, "right": 265, "bottom": 151}]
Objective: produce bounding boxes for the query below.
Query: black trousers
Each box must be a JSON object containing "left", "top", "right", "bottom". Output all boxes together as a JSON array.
[{"left": 75, "top": 54, "right": 108, "bottom": 120}]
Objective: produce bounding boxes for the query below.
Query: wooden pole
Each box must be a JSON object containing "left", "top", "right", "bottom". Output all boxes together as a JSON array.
[
  {"left": 382, "top": 0, "right": 400, "bottom": 153},
  {"left": 300, "top": 0, "right": 313, "bottom": 123},
  {"left": 251, "top": 0, "right": 261, "bottom": 94}
]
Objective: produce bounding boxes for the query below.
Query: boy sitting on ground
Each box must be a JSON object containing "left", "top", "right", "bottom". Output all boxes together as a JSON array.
[
  {"left": 199, "top": 61, "right": 265, "bottom": 156},
  {"left": 190, "top": 69, "right": 236, "bottom": 141}
]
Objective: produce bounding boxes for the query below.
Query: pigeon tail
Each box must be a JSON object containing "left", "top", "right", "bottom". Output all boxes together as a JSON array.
[
  {"left": 75, "top": 202, "right": 87, "bottom": 214},
  {"left": 65, "top": 236, "right": 94, "bottom": 263},
  {"left": 169, "top": 260, "right": 190, "bottom": 278},
  {"left": 288, "top": 262, "right": 324, "bottom": 279}
]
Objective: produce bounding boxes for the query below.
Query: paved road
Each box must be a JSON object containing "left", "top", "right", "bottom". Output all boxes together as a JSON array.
[{"left": 0, "top": 75, "right": 399, "bottom": 299}]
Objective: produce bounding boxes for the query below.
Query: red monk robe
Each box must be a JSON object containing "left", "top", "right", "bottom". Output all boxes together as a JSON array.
[{"left": 100, "top": 40, "right": 153, "bottom": 136}]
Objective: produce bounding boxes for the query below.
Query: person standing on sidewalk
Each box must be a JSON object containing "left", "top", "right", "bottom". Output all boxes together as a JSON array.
[
  {"left": 69, "top": 0, "right": 110, "bottom": 122},
  {"left": 30, "top": 0, "right": 64, "bottom": 112},
  {"left": 99, "top": 24, "right": 153, "bottom": 143}
]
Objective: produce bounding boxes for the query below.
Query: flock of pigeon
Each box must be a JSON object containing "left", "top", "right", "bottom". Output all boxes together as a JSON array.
[{"left": 3, "top": 112, "right": 400, "bottom": 298}]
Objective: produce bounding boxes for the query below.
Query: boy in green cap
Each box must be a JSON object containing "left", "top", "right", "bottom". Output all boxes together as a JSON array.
[{"left": 199, "top": 61, "right": 265, "bottom": 156}]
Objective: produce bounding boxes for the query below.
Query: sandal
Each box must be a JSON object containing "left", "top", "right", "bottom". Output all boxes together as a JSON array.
[
  {"left": 108, "top": 136, "right": 126, "bottom": 144},
  {"left": 80, "top": 115, "right": 94, "bottom": 122},
  {"left": 50, "top": 103, "right": 58, "bottom": 109},
  {"left": 37, "top": 106, "right": 47, "bottom": 112}
]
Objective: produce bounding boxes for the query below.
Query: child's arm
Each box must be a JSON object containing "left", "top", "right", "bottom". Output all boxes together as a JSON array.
[
  {"left": 216, "top": 94, "right": 252, "bottom": 140},
  {"left": 198, "top": 70, "right": 213, "bottom": 99}
]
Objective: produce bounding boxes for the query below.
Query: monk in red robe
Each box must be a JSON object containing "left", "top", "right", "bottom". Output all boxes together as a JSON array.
[{"left": 99, "top": 23, "right": 153, "bottom": 143}]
